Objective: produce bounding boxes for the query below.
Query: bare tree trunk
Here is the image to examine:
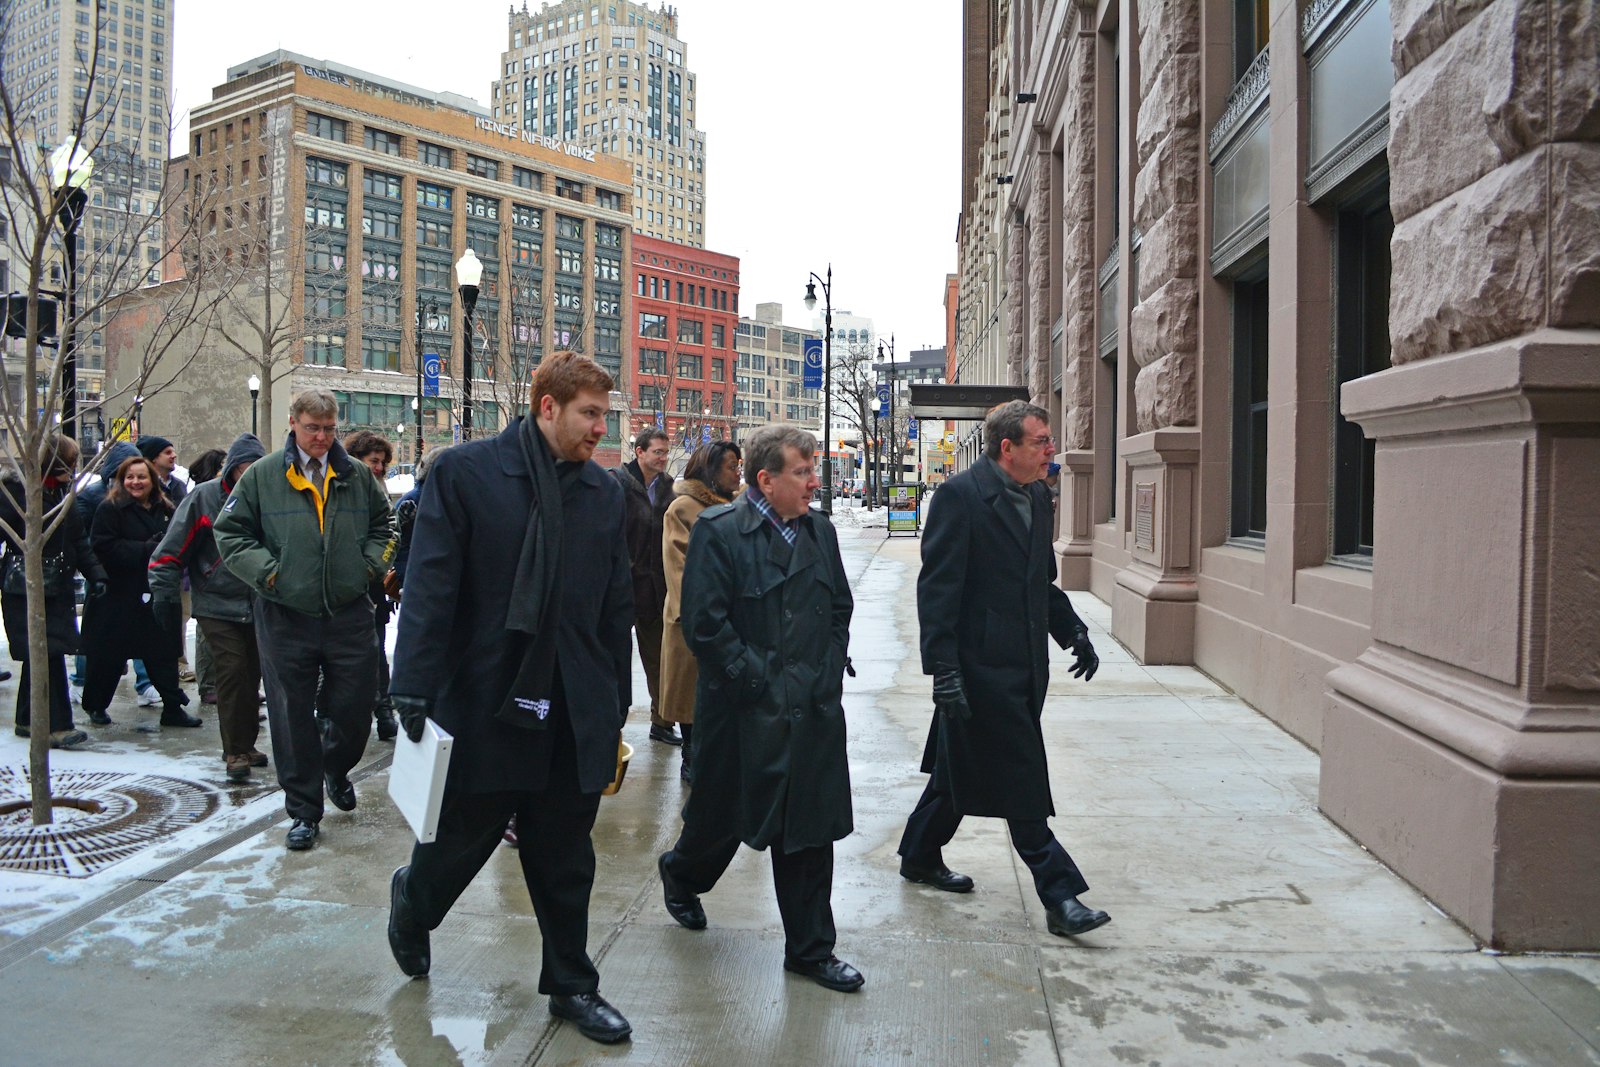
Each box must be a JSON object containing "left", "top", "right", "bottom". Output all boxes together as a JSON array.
[{"left": 24, "top": 485, "right": 52, "bottom": 824}]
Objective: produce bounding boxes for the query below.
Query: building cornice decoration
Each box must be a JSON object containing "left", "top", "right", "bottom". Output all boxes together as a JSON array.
[
  {"left": 1301, "top": 0, "right": 1342, "bottom": 42},
  {"left": 1208, "top": 47, "right": 1271, "bottom": 159},
  {"left": 1098, "top": 245, "right": 1120, "bottom": 288}
]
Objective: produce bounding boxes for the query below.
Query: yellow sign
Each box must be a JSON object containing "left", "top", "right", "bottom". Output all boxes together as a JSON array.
[{"left": 109, "top": 417, "right": 133, "bottom": 442}]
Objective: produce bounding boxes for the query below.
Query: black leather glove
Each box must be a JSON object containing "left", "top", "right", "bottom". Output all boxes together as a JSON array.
[
  {"left": 931, "top": 665, "right": 972, "bottom": 722},
  {"left": 88, "top": 579, "right": 108, "bottom": 600},
  {"left": 392, "top": 695, "right": 431, "bottom": 743},
  {"left": 1068, "top": 629, "right": 1099, "bottom": 681},
  {"left": 151, "top": 599, "right": 182, "bottom": 645}
]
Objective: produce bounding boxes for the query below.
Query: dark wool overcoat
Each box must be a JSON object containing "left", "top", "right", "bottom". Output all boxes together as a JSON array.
[
  {"left": 82, "top": 495, "right": 176, "bottom": 663},
  {"left": 389, "top": 420, "right": 633, "bottom": 796},
  {"left": 0, "top": 477, "right": 105, "bottom": 658},
  {"left": 916, "top": 458, "right": 1087, "bottom": 820},
  {"left": 680, "top": 495, "right": 854, "bottom": 852}
]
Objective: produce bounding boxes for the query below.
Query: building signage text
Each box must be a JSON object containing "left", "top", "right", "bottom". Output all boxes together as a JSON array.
[
  {"left": 473, "top": 117, "right": 596, "bottom": 162},
  {"left": 303, "top": 65, "right": 352, "bottom": 87}
]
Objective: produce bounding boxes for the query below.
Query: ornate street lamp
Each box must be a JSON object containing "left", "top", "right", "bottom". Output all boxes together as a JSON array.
[
  {"left": 49, "top": 141, "right": 94, "bottom": 442},
  {"left": 247, "top": 374, "right": 260, "bottom": 437},
  {"left": 802, "top": 265, "right": 833, "bottom": 512},
  {"left": 455, "top": 249, "right": 483, "bottom": 441}
]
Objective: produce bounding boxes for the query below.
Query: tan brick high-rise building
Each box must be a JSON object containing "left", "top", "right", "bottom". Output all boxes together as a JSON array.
[
  {"left": 494, "top": 1, "right": 706, "bottom": 247},
  {"left": 131, "top": 50, "right": 632, "bottom": 464},
  {"left": 957, "top": 0, "right": 1600, "bottom": 951}
]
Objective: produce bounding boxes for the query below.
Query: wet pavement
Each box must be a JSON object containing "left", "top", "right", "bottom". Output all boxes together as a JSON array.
[{"left": 1, "top": 521, "right": 1597, "bottom": 1065}]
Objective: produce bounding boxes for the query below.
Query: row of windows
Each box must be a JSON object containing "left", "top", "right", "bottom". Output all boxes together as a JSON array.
[
  {"left": 304, "top": 110, "right": 552, "bottom": 193},
  {"left": 635, "top": 273, "right": 734, "bottom": 312}
]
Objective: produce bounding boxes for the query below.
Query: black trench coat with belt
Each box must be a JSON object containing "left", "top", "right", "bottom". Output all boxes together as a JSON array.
[
  {"left": 916, "top": 457, "right": 1087, "bottom": 820},
  {"left": 680, "top": 495, "right": 854, "bottom": 852}
]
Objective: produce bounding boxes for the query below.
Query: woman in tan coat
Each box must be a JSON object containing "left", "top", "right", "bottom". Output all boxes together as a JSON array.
[{"left": 659, "top": 440, "right": 743, "bottom": 783}]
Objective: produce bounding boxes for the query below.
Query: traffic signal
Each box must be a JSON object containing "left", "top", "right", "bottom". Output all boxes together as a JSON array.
[{"left": 4, "top": 294, "right": 58, "bottom": 341}]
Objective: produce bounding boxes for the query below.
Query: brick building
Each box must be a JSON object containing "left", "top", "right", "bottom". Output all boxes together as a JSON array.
[
  {"left": 161, "top": 50, "right": 633, "bottom": 464},
  {"left": 629, "top": 233, "right": 737, "bottom": 458}
]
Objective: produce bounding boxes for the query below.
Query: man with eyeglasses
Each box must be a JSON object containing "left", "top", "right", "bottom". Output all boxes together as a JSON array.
[
  {"left": 612, "top": 427, "right": 679, "bottom": 746},
  {"left": 216, "top": 388, "right": 397, "bottom": 852},
  {"left": 896, "top": 400, "right": 1110, "bottom": 939}
]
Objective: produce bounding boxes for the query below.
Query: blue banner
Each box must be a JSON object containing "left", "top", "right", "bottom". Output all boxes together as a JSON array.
[
  {"left": 877, "top": 382, "right": 890, "bottom": 419},
  {"left": 803, "top": 338, "right": 823, "bottom": 390},
  {"left": 907, "top": 420, "right": 918, "bottom": 441},
  {"left": 423, "top": 353, "right": 441, "bottom": 397}
]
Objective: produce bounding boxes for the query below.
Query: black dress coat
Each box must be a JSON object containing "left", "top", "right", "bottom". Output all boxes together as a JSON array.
[
  {"left": 0, "top": 476, "right": 106, "bottom": 658},
  {"left": 612, "top": 459, "right": 671, "bottom": 621},
  {"left": 389, "top": 420, "right": 634, "bottom": 796},
  {"left": 680, "top": 495, "right": 854, "bottom": 852},
  {"left": 82, "top": 495, "right": 174, "bottom": 662},
  {"left": 916, "top": 457, "right": 1086, "bottom": 820}
]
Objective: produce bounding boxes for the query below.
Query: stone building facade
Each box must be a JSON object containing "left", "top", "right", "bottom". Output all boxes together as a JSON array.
[{"left": 957, "top": 0, "right": 1600, "bottom": 950}]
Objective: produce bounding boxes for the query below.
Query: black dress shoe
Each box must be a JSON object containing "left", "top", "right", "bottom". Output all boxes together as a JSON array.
[
  {"left": 1046, "top": 896, "right": 1111, "bottom": 937},
  {"left": 783, "top": 955, "right": 865, "bottom": 993},
  {"left": 325, "top": 772, "right": 357, "bottom": 811},
  {"left": 658, "top": 852, "right": 706, "bottom": 930},
  {"left": 285, "top": 819, "right": 319, "bottom": 851},
  {"left": 899, "top": 859, "right": 975, "bottom": 894},
  {"left": 649, "top": 723, "right": 682, "bottom": 746},
  {"left": 549, "top": 992, "right": 631, "bottom": 1044},
  {"left": 160, "top": 708, "right": 203, "bottom": 727},
  {"left": 86, "top": 708, "right": 114, "bottom": 726},
  {"left": 388, "top": 866, "right": 430, "bottom": 978}
]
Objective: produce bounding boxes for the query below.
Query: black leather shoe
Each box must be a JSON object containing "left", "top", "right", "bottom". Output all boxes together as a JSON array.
[
  {"left": 388, "top": 866, "right": 430, "bottom": 978},
  {"left": 649, "top": 723, "right": 682, "bottom": 746},
  {"left": 285, "top": 819, "right": 319, "bottom": 851},
  {"left": 86, "top": 708, "right": 113, "bottom": 726},
  {"left": 1046, "top": 896, "right": 1111, "bottom": 937},
  {"left": 899, "top": 859, "right": 975, "bottom": 894},
  {"left": 160, "top": 708, "right": 203, "bottom": 728},
  {"left": 375, "top": 712, "right": 398, "bottom": 742},
  {"left": 783, "top": 955, "right": 865, "bottom": 993},
  {"left": 658, "top": 852, "right": 706, "bottom": 930},
  {"left": 325, "top": 772, "right": 357, "bottom": 812},
  {"left": 549, "top": 992, "right": 631, "bottom": 1044}
]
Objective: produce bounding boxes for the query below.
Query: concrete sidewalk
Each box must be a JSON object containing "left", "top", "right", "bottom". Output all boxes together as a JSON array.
[{"left": 0, "top": 528, "right": 1596, "bottom": 1065}]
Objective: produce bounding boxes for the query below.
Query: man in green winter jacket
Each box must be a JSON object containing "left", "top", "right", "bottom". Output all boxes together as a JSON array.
[{"left": 215, "top": 389, "right": 397, "bottom": 851}]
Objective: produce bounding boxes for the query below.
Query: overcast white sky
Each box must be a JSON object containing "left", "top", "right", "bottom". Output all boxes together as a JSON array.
[{"left": 171, "top": 0, "right": 961, "bottom": 354}]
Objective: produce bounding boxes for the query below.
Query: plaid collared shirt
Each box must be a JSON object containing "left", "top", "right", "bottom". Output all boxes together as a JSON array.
[{"left": 746, "top": 486, "right": 799, "bottom": 545}]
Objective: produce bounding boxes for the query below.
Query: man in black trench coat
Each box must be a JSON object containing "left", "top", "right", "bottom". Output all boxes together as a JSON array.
[
  {"left": 384, "top": 352, "right": 635, "bottom": 1045},
  {"left": 657, "top": 424, "right": 863, "bottom": 993},
  {"left": 897, "top": 400, "right": 1111, "bottom": 938}
]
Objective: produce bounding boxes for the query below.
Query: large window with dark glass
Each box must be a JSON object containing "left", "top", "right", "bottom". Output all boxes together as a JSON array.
[
  {"left": 307, "top": 112, "right": 346, "bottom": 142},
  {"left": 418, "top": 141, "right": 453, "bottom": 169},
  {"left": 1230, "top": 273, "right": 1270, "bottom": 539},
  {"left": 1333, "top": 185, "right": 1393, "bottom": 558},
  {"left": 365, "top": 129, "right": 401, "bottom": 156},
  {"left": 1234, "top": 0, "right": 1270, "bottom": 80}
]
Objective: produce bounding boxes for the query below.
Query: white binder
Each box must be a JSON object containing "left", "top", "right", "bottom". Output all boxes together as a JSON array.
[{"left": 387, "top": 719, "right": 454, "bottom": 843}]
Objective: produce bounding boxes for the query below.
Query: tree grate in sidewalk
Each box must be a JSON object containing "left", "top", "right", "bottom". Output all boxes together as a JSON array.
[{"left": 0, "top": 766, "right": 220, "bottom": 877}]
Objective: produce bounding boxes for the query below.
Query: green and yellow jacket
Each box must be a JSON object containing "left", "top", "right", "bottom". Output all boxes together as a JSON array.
[{"left": 214, "top": 432, "right": 396, "bottom": 617}]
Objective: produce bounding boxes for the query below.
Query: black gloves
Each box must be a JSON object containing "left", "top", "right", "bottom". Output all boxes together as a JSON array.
[
  {"left": 88, "top": 579, "right": 107, "bottom": 600},
  {"left": 151, "top": 599, "right": 182, "bottom": 646},
  {"left": 392, "top": 695, "right": 431, "bottom": 743},
  {"left": 1069, "top": 629, "right": 1099, "bottom": 681},
  {"left": 931, "top": 665, "right": 972, "bottom": 722}
]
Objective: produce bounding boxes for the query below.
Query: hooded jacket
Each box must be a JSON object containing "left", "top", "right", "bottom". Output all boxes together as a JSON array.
[
  {"left": 214, "top": 430, "right": 397, "bottom": 617},
  {"left": 149, "top": 433, "right": 267, "bottom": 623}
]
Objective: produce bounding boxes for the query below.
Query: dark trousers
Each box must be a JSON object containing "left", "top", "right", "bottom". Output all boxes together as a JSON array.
[
  {"left": 635, "top": 614, "right": 667, "bottom": 729},
  {"left": 83, "top": 645, "right": 182, "bottom": 715},
  {"left": 899, "top": 777, "right": 1090, "bottom": 907},
  {"left": 398, "top": 720, "right": 603, "bottom": 996},
  {"left": 16, "top": 654, "right": 73, "bottom": 732},
  {"left": 255, "top": 596, "right": 375, "bottom": 823},
  {"left": 665, "top": 820, "right": 837, "bottom": 965},
  {"left": 372, "top": 607, "right": 392, "bottom": 718},
  {"left": 197, "top": 617, "right": 261, "bottom": 758}
]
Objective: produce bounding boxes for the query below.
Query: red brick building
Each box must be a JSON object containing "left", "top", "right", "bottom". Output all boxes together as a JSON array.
[{"left": 630, "top": 234, "right": 739, "bottom": 456}]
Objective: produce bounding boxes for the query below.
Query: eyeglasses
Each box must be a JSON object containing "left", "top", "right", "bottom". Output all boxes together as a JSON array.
[
  {"left": 1025, "top": 434, "right": 1055, "bottom": 448},
  {"left": 296, "top": 422, "right": 337, "bottom": 437}
]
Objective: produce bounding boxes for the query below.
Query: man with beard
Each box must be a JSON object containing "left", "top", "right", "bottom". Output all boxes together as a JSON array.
[{"left": 386, "top": 352, "right": 635, "bottom": 1046}]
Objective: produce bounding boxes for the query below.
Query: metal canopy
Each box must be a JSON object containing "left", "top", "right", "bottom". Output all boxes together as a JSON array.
[{"left": 907, "top": 383, "right": 1029, "bottom": 420}]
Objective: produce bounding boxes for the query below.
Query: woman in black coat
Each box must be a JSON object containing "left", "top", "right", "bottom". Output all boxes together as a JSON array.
[
  {"left": 1, "top": 435, "right": 107, "bottom": 748},
  {"left": 81, "top": 456, "right": 197, "bottom": 728}
]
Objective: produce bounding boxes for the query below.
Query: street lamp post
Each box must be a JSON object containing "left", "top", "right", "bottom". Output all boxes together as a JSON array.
[
  {"left": 397, "top": 423, "right": 407, "bottom": 467},
  {"left": 455, "top": 249, "right": 483, "bottom": 441},
  {"left": 247, "top": 374, "right": 260, "bottom": 437},
  {"left": 49, "top": 141, "right": 94, "bottom": 444},
  {"left": 802, "top": 265, "right": 834, "bottom": 512},
  {"left": 415, "top": 300, "right": 437, "bottom": 460},
  {"left": 878, "top": 334, "right": 896, "bottom": 494},
  {"left": 133, "top": 394, "right": 143, "bottom": 436}
]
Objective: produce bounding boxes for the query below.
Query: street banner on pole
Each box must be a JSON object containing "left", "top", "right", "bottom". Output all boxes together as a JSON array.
[
  {"left": 907, "top": 420, "right": 918, "bottom": 440},
  {"left": 423, "top": 353, "right": 441, "bottom": 397},
  {"left": 803, "top": 338, "right": 823, "bottom": 390}
]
